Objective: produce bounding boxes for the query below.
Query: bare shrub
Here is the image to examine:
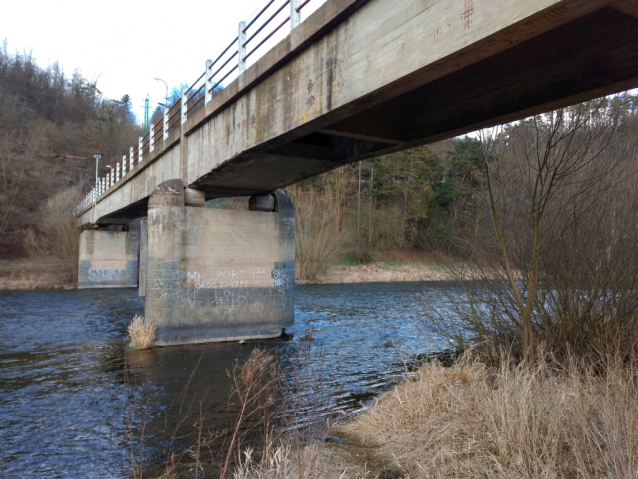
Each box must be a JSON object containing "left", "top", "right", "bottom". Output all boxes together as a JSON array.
[
  {"left": 437, "top": 98, "right": 638, "bottom": 363},
  {"left": 127, "top": 315, "right": 156, "bottom": 349},
  {"left": 338, "top": 351, "right": 638, "bottom": 478},
  {"left": 121, "top": 333, "right": 345, "bottom": 478},
  {"left": 25, "top": 187, "right": 83, "bottom": 284},
  {"left": 287, "top": 189, "right": 350, "bottom": 280},
  {"left": 229, "top": 335, "right": 348, "bottom": 478}
]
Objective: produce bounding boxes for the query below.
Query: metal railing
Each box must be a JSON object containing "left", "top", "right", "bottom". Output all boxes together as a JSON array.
[{"left": 75, "top": 0, "right": 322, "bottom": 215}]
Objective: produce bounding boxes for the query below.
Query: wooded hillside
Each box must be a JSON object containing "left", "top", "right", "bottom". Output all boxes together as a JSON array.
[{"left": 0, "top": 43, "right": 140, "bottom": 258}]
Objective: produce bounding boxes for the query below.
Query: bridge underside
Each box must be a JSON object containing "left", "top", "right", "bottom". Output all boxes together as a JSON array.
[
  {"left": 199, "top": 6, "right": 638, "bottom": 188},
  {"left": 97, "top": 5, "right": 638, "bottom": 225}
]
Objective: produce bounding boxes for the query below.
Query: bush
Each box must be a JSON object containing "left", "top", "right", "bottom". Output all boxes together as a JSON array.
[
  {"left": 435, "top": 98, "right": 638, "bottom": 363},
  {"left": 25, "top": 187, "right": 82, "bottom": 284},
  {"left": 287, "top": 189, "right": 350, "bottom": 280},
  {"left": 127, "top": 315, "right": 156, "bottom": 349}
]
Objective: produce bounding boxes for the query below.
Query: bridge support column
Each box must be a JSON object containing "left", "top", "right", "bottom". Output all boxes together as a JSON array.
[
  {"left": 78, "top": 228, "right": 140, "bottom": 289},
  {"left": 145, "top": 179, "right": 295, "bottom": 346}
]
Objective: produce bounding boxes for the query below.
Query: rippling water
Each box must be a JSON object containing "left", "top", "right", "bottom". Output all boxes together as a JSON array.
[{"left": 0, "top": 281, "right": 461, "bottom": 478}]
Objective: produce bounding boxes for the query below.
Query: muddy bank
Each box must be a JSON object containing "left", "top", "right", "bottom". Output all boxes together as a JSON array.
[{"left": 297, "top": 262, "right": 455, "bottom": 284}]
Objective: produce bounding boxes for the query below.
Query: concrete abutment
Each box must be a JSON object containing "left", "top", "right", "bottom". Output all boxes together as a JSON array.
[
  {"left": 78, "top": 228, "right": 140, "bottom": 289},
  {"left": 143, "top": 180, "right": 295, "bottom": 346}
]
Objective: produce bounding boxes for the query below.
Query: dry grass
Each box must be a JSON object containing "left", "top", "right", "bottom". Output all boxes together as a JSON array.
[
  {"left": 335, "top": 353, "right": 638, "bottom": 478},
  {"left": 0, "top": 261, "right": 70, "bottom": 289},
  {"left": 127, "top": 315, "right": 156, "bottom": 349},
  {"left": 232, "top": 442, "right": 384, "bottom": 479}
]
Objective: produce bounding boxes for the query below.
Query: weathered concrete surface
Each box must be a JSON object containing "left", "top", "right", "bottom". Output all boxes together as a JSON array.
[
  {"left": 139, "top": 219, "right": 148, "bottom": 297},
  {"left": 78, "top": 230, "right": 139, "bottom": 288},
  {"left": 78, "top": 0, "right": 638, "bottom": 227},
  {"left": 145, "top": 180, "right": 295, "bottom": 345}
]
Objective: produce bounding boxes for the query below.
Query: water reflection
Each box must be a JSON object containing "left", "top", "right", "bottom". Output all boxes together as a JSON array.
[{"left": 0, "top": 281, "right": 462, "bottom": 477}]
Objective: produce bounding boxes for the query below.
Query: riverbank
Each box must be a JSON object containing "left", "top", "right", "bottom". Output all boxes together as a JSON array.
[
  {"left": 0, "top": 261, "right": 73, "bottom": 290},
  {"left": 0, "top": 259, "right": 457, "bottom": 290},
  {"left": 296, "top": 262, "right": 456, "bottom": 284},
  {"left": 235, "top": 354, "right": 638, "bottom": 478}
]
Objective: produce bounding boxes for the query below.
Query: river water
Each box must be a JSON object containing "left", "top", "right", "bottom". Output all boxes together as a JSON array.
[{"left": 0, "top": 281, "right": 461, "bottom": 478}]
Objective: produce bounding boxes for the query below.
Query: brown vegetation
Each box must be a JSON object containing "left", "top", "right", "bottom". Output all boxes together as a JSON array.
[
  {"left": 432, "top": 95, "right": 638, "bottom": 364},
  {"left": 288, "top": 187, "right": 351, "bottom": 280},
  {"left": 0, "top": 260, "right": 71, "bottom": 290},
  {"left": 337, "top": 352, "right": 638, "bottom": 478},
  {"left": 0, "top": 42, "right": 140, "bottom": 272},
  {"left": 24, "top": 187, "right": 83, "bottom": 285},
  {"left": 295, "top": 261, "right": 455, "bottom": 284},
  {"left": 127, "top": 315, "right": 156, "bottom": 349}
]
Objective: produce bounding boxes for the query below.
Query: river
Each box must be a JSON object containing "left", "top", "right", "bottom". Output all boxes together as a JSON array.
[{"left": 0, "top": 281, "right": 461, "bottom": 478}]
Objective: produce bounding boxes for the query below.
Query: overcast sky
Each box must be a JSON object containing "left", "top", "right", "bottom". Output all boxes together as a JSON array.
[{"left": 2, "top": 0, "right": 325, "bottom": 122}]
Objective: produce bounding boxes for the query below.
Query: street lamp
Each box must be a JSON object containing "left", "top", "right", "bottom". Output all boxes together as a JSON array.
[
  {"left": 154, "top": 78, "right": 169, "bottom": 110},
  {"left": 94, "top": 155, "right": 101, "bottom": 205}
]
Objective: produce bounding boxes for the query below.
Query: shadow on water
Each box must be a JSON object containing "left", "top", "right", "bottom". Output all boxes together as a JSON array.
[{"left": 0, "top": 281, "right": 463, "bottom": 477}]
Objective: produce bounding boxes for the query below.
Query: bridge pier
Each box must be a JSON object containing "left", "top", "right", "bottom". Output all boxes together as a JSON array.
[
  {"left": 78, "top": 228, "right": 140, "bottom": 289},
  {"left": 144, "top": 180, "right": 295, "bottom": 346}
]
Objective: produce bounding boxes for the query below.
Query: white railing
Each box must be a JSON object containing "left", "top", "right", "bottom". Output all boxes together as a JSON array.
[{"left": 74, "top": 0, "right": 325, "bottom": 216}]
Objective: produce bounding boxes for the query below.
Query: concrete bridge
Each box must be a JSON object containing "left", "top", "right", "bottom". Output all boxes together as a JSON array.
[{"left": 75, "top": 0, "right": 638, "bottom": 345}]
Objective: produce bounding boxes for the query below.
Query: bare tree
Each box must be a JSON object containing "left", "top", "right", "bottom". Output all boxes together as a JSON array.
[{"left": 440, "top": 98, "right": 638, "bottom": 362}]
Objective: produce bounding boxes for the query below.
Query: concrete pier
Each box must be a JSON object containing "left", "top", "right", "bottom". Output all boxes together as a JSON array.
[
  {"left": 144, "top": 180, "right": 295, "bottom": 346},
  {"left": 78, "top": 229, "right": 139, "bottom": 289}
]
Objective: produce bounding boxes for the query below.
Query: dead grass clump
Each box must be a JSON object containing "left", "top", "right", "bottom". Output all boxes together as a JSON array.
[
  {"left": 337, "top": 354, "right": 638, "bottom": 478},
  {"left": 127, "top": 315, "right": 156, "bottom": 349}
]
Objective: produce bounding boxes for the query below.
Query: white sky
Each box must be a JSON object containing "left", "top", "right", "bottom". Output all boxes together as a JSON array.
[
  {"left": 2, "top": 0, "right": 325, "bottom": 122},
  {"left": 5, "top": 1, "right": 635, "bottom": 126}
]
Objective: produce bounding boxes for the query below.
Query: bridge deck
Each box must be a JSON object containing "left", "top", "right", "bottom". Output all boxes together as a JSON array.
[{"left": 78, "top": 0, "right": 638, "bottom": 226}]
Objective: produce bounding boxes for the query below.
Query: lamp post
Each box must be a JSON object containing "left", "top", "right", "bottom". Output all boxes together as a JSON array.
[
  {"left": 94, "top": 155, "right": 101, "bottom": 206},
  {"left": 154, "top": 78, "right": 169, "bottom": 110}
]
